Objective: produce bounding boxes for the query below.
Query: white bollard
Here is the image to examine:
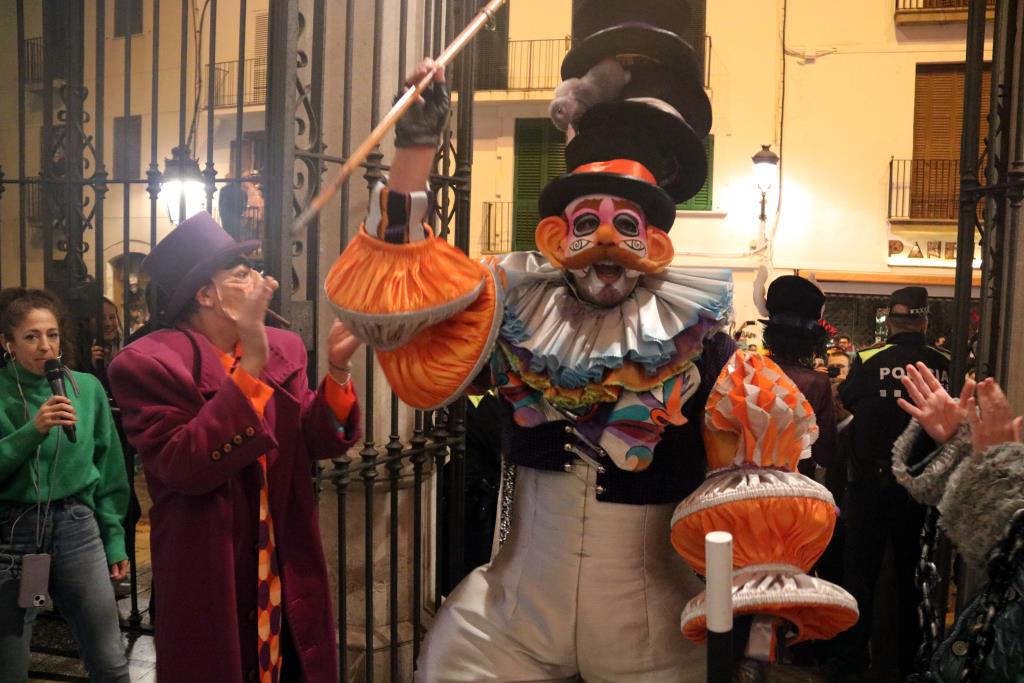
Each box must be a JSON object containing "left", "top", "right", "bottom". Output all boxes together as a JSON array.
[{"left": 705, "top": 531, "right": 734, "bottom": 682}]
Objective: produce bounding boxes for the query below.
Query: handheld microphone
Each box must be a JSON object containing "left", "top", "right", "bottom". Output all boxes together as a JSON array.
[{"left": 43, "top": 359, "right": 77, "bottom": 443}]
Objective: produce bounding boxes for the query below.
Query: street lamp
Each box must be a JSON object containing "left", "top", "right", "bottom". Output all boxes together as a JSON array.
[
  {"left": 159, "top": 145, "right": 206, "bottom": 225},
  {"left": 752, "top": 144, "right": 780, "bottom": 221}
]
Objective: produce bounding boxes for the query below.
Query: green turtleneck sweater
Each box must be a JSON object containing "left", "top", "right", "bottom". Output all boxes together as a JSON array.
[{"left": 0, "top": 361, "right": 129, "bottom": 564}]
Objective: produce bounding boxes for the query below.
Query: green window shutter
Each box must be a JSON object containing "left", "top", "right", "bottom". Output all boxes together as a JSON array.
[
  {"left": 512, "top": 119, "right": 566, "bottom": 251},
  {"left": 678, "top": 134, "right": 714, "bottom": 211}
]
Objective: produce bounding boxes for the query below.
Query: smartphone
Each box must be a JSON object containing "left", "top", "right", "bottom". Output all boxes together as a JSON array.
[{"left": 17, "top": 553, "right": 51, "bottom": 608}]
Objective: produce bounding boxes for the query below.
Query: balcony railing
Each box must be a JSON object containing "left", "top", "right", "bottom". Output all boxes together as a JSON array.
[
  {"left": 889, "top": 158, "right": 964, "bottom": 220},
  {"left": 210, "top": 58, "right": 267, "bottom": 109},
  {"left": 896, "top": 0, "right": 993, "bottom": 9},
  {"left": 23, "top": 37, "right": 43, "bottom": 84},
  {"left": 24, "top": 181, "right": 45, "bottom": 224},
  {"left": 475, "top": 38, "right": 570, "bottom": 91},
  {"left": 480, "top": 201, "right": 513, "bottom": 253}
]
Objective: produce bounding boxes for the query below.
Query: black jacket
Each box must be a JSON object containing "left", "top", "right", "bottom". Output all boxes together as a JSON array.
[{"left": 838, "top": 331, "right": 950, "bottom": 481}]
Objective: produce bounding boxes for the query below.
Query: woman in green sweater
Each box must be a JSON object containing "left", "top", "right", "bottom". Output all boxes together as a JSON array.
[{"left": 0, "top": 288, "right": 130, "bottom": 683}]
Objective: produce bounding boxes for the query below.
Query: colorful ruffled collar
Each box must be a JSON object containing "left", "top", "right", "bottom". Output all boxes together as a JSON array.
[{"left": 496, "top": 251, "right": 733, "bottom": 389}]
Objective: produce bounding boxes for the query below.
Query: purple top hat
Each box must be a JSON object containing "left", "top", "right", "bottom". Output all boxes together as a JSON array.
[{"left": 142, "top": 212, "right": 260, "bottom": 322}]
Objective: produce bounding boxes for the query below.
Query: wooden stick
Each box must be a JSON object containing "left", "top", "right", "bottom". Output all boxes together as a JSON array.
[{"left": 291, "top": 0, "right": 509, "bottom": 235}]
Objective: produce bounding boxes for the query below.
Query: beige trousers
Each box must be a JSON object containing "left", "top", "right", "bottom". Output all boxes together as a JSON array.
[{"left": 415, "top": 462, "right": 707, "bottom": 682}]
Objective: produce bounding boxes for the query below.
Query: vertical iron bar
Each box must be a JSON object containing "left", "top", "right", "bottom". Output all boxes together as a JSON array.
[
  {"left": 334, "top": 453, "right": 351, "bottom": 683},
  {"left": 399, "top": 0, "right": 409, "bottom": 85},
  {"left": 386, "top": 394, "right": 402, "bottom": 681},
  {"left": 422, "top": 0, "right": 433, "bottom": 60},
  {"left": 147, "top": 0, "right": 161, "bottom": 250},
  {"left": 40, "top": 0, "right": 54, "bottom": 290},
  {"left": 16, "top": 0, "right": 27, "bottom": 287},
  {"left": 307, "top": 0, "right": 326, "bottom": 367},
  {"left": 204, "top": 0, "right": 218, "bottom": 209},
  {"left": 339, "top": 0, "right": 355, "bottom": 254},
  {"left": 123, "top": 0, "right": 133, "bottom": 328},
  {"left": 360, "top": 347, "right": 378, "bottom": 683},
  {"left": 233, "top": 0, "right": 246, "bottom": 179},
  {"left": 951, "top": 0, "right": 987, "bottom": 394},
  {"left": 94, "top": 0, "right": 106, "bottom": 356},
  {"left": 410, "top": 411, "right": 427, "bottom": 661},
  {"left": 432, "top": 408, "right": 449, "bottom": 607},
  {"left": 264, "top": 0, "right": 298, "bottom": 319},
  {"left": 997, "top": 0, "right": 1024, "bottom": 379},
  {"left": 888, "top": 157, "right": 894, "bottom": 217},
  {"left": 178, "top": 0, "right": 190, "bottom": 220}
]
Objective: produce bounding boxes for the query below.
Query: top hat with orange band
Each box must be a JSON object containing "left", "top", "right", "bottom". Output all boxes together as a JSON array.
[{"left": 538, "top": 159, "right": 677, "bottom": 231}]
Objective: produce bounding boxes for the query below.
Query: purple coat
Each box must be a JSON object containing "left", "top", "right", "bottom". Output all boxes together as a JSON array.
[{"left": 108, "top": 326, "right": 360, "bottom": 683}]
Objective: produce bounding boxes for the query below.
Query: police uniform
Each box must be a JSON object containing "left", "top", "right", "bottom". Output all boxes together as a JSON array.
[{"left": 831, "top": 327, "right": 950, "bottom": 679}]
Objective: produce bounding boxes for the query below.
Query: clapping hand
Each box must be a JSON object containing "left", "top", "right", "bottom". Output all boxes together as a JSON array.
[
  {"left": 897, "top": 362, "right": 972, "bottom": 443},
  {"left": 966, "top": 378, "right": 1023, "bottom": 456},
  {"left": 236, "top": 274, "right": 279, "bottom": 378}
]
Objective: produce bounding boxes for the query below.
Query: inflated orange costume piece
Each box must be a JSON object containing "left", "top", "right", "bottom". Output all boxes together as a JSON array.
[{"left": 670, "top": 350, "right": 858, "bottom": 656}]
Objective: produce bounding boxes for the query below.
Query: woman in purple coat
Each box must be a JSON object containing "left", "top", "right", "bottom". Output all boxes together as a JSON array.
[{"left": 108, "top": 213, "right": 362, "bottom": 683}]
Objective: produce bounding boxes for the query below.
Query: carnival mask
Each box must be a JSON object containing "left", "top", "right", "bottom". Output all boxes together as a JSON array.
[
  {"left": 534, "top": 194, "right": 675, "bottom": 307},
  {"left": 209, "top": 262, "right": 259, "bottom": 322}
]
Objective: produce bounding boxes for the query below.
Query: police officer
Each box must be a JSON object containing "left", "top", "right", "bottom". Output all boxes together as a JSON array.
[{"left": 826, "top": 286, "right": 950, "bottom": 682}]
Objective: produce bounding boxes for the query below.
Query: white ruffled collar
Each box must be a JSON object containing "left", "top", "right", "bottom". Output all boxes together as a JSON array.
[{"left": 497, "top": 251, "right": 733, "bottom": 388}]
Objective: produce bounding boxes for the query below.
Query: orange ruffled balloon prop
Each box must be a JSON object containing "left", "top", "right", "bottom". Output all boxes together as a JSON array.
[
  {"left": 325, "top": 226, "right": 490, "bottom": 351},
  {"left": 671, "top": 350, "right": 858, "bottom": 651}
]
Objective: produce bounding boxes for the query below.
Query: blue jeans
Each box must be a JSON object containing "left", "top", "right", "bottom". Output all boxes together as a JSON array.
[{"left": 0, "top": 499, "right": 129, "bottom": 683}]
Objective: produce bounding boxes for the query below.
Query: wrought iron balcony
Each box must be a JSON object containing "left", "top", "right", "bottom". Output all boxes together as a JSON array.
[
  {"left": 888, "top": 158, "right": 961, "bottom": 221},
  {"left": 209, "top": 58, "right": 267, "bottom": 108},
  {"left": 896, "top": 0, "right": 992, "bottom": 9},
  {"left": 475, "top": 38, "right": 570, "bottom": 91},
  {"left": 22, "top": 37, "right": 43, "bottom": 84},
  {"left": 895, "top": 0, "right": 995, "bottom": 25},
  {"left": 480, "top": 201, "right": 513, "bottom": 253}
]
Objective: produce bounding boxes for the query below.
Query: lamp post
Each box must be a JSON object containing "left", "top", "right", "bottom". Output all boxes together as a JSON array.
[
  {"left": 159, "top": 145, "right": 206, "bottom": 225},
  {"left": 752, "top": 144, "right": 780, "bottom": 221}
]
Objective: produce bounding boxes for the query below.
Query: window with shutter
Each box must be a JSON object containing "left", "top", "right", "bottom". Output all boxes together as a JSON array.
[
  {"left": 512, "top": 119, "right": 566, "bottom": 251},
  {"left": 682, "top": 0, "right": 707, "bottom": 66},
  {"left": 911, "top": 63, "right": 991, "bottom": 219},
  {"left": 113, "top": 115, "right": 142, "bottom": 180},
  {"left": 677, "top": 135, "right": 714, "bottom": 211},
  {"left": 114, "top": 0, "right": 143, "bottom": 38},
  {"left": 475, "top": 4, "right": 510, "bottom": 90}
]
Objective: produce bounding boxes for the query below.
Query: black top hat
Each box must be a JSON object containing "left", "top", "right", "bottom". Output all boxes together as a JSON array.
[
  {"left": 761, "top": 276, "right": 826, "bottom": 329},
  {"left": 888, "top": 286, "right": 929, "bottom": 318},
  {"left": 538, "top": 158, "right": 677, "bottom": 231},
  {"left": 561, "top": 0, "right": 711, "bottom": 137},
  {"left": 566, "top": 99, "right": 707, "bottom": 203}
]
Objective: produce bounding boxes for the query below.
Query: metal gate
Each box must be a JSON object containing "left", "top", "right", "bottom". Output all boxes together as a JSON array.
[{"left": 0, "top": 0, "right": 476, "bottom": 680}]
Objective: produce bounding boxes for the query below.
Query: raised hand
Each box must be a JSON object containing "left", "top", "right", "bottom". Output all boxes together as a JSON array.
[
  {"left": 897, "top": 361, "right": 971, "bottom": 443},
  {"left": 966, "top": 377, "right": 1023, "bottom": 455},
  {"left": 236, "top": 274, "right": 279, "bottom": 378},
  {"left": 326, "top": 320, "right": 362, "bottom": 385},
  {"left": 394, "top": 58, "right": 449, "bottom": 149}
]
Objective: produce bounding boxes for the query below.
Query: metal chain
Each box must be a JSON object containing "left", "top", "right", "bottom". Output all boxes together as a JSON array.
[
  {"left": 913, "top": 506, "right": 943, "bottom": 678},
  {"left": 959, "top": 508, "right": 1024, "bottom": 682}
]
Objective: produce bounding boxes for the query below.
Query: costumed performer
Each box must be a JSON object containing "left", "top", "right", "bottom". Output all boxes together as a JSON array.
[
  {"left": 108, "top": 214, "right": 363, "bottom": 683},
  {"left": 325, "top": 49, "right": 733, "bottom": 680}
]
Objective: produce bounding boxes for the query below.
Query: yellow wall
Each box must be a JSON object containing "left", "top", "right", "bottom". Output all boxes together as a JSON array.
[{"left": 469, "top": 0, "right": 993, "bottom": 328}]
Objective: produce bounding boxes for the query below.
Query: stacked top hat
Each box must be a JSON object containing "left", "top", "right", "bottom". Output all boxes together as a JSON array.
[{"left": 546, "top": 0, "right": 711, "bottom": 208}]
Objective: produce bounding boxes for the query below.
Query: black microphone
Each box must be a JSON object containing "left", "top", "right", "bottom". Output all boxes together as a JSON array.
[{"left": 43, "top": 359, "right": 77, "bottom": 443}]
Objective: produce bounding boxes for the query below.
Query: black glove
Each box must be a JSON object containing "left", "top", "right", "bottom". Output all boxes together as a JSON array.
[{"left": 394, "top": 80, "right": 451, "bottom": 148}]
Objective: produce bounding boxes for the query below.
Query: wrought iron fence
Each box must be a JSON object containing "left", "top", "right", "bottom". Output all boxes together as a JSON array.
[
  {"left": 480, "top": 201, "right": 513, "bottom": 253},
  {"left": 895, "top": 0, "right": 994, "bottom": 9},
  {"left": 888, "top": 157, "right": 961, "bottom": 220},
  {"left": 210, "top": 58, "right": 268, "bottom": 108},
  {"left": 0, "top": 0, "right": 476, "bottom": 680},
  {"left": 475, "top": 38, "right": 570, "bottom": 90}
]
